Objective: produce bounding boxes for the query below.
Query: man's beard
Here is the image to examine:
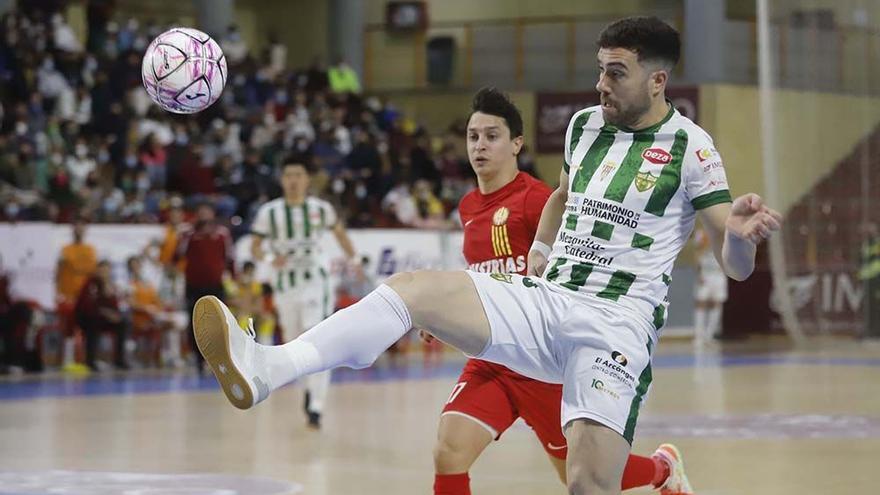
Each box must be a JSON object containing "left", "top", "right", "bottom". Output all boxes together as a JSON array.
[{"left": 605, "top": 93, "right": 652, "bottom": 129}]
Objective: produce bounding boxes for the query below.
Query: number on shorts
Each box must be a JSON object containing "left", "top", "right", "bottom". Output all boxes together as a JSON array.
[{"left": 446, "top": 382, "right": 467, "bottom": 404}]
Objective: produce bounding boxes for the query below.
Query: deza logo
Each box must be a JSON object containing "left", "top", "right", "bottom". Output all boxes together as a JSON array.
[{"left": 642, "top": 148, "right": 672, "bottom": 165}]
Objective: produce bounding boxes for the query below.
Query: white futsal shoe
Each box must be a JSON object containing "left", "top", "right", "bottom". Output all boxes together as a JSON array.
[
  {"left": 653, "top": 443, "right": 694, "bottom": 495},
  {"left": 193, "top": 296, "right": 270, "bottom": 409}
]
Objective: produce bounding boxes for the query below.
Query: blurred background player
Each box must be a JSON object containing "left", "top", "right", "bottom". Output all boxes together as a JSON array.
[
  {"left": 176, "top": 202, "right": 234, "bottom": 373},
  {"left": 127, "top": 254, "right": 184, "bottom": 367},
  {"left": 693, "top": 225, "right": 727, "bottom": 346},
  {"left": 225, "top": 261, "right": 273, "bottom": 344},
  {"left": 157, "top": 197, "right": 188, "bottom": 308},
  {"left": 74, "top": 259, "right": 129, "bottom": 371},
  {"left": 250, "top": 155, "right": 359, "bottom": 429},
  {"left": 55, "top": 218, "right": 97, "bottom": 373},
  {"left": 428, "top": 88, "right": 690, "bottom": 495}
]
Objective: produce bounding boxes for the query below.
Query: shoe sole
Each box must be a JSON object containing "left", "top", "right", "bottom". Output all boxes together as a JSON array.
[{"left": 193, "top": 296, "right": 254, "bottom": 410}]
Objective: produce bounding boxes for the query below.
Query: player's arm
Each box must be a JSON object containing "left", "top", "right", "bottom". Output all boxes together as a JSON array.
[
  {"left": 249, "top": 205, "right": 281, "bottom": 266},
  {"left": 332, "top": 221, "right": 358, "bottom": 261},
  {"left": 527, "top": 167, "right": 568, "bottom": 276},
  {"left": 250, "top": 234, "right": 267, "bottom": 261},
  {"left": 55, "top": 256, "right": 65, "bottom": 288},
  {"left": 697, "top": 194, "right": 782, "bottom": 281}
]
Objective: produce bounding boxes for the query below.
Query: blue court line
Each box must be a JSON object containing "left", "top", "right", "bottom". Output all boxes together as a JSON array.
[{"left": 0, "top": 354, "right": 878, "bottom": 401}]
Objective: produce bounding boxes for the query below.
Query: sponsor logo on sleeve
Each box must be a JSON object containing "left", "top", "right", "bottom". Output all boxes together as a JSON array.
[{"left": 695, "top": 148, "right": 718, "bottom": 162}]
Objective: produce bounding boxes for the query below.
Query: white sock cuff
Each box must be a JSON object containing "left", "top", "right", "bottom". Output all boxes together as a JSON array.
[{"left": 374, "top": 284, "right": 413, "bottom": 330}]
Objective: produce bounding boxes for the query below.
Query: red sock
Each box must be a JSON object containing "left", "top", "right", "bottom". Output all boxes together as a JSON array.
[
  {"left": 620, "top": 454, "right": 669, "bottom": 490},
  {"left": 434, "top": 473, "right": 471, "bottom": 495}
]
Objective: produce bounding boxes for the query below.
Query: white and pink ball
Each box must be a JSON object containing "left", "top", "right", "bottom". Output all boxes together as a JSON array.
[{"left": 141, "top": 27, "right": 227, "bottom": 114}]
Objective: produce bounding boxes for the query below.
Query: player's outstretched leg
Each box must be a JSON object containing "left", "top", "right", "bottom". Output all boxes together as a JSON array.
[{"left": 192, "top": 270, "right": 491, "bottom": 410}]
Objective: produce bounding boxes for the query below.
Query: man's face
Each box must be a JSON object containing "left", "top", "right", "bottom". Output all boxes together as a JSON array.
[
  {"left": 595, "top": 47, "right": 656, "bottom": 128},
  {"left": 281, "top": 164, "right": 310, "bottom": 197},
  {"left": 466, "top": 112, "right": 522, "bottom": 179},
  {"left": 197, "top": 205, "right": 215, "bottom": 223}
]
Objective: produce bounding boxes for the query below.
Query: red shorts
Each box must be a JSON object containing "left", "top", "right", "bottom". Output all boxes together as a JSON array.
[{"left": 441, "top": 358, "right": 567, "bottom": 459}]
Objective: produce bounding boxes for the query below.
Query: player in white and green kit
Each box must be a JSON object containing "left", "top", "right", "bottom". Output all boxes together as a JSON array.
[
  {"left": 250, "top": 156, "right": 359, "bottom": 429},
  {"left": 194, "top": 17, "right": 782, "bottom": 495}
]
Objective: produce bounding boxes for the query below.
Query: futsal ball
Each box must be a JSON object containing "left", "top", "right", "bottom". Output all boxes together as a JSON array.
[{"left": 141, "top": 27, "right": 227, "bottom": 114}]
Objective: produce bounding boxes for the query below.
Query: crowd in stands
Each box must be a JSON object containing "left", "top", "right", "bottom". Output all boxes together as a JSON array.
[
  {"left": 0, "top": 4, "right": 544, "bottom": 232},
  {"left": 0, "top": 4, "right": 541, "bottom": 374}
]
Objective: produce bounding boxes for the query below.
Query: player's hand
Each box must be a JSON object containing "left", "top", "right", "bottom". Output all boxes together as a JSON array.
[
  {"left": 271, "top": 254, "right": 287, "bottom": 269},
  {"left": 527, "top": 250, "right": 548, "bottom": 277},
  {"left": 418, "top": 329, "right": 436, "bottom": 344},
  {"left": 726, "top": 193, "right": 783, "bottom": 245}
]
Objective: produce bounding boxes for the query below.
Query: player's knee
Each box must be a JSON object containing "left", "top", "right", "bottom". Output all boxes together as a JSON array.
[
  {"left": 432, "top": 436, "right": 475, "bottom": 473},
  {"left": 384, "top": 270, "right": 437, "bottom": 312},
  {"left": 384, "top": 271, "right": 415, "bottom": 291},
  {"left": 566, "top": 464, "right": 616, "bottom": 495}
]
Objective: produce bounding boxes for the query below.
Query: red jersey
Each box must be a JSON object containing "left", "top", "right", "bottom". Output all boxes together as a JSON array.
[
  {"left": 176, "top": 222, "right": 234, "bottom": 288},
  {"left": 447, "top": 171, "right": 567, "bottom": 456},
  {"left": 459, "top": 172, "right": 552, "bottom": 275}
]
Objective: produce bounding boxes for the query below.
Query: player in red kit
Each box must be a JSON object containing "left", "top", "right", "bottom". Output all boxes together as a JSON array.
[{"left": 429, "top": 88, "right": 693, "bottom": 495}]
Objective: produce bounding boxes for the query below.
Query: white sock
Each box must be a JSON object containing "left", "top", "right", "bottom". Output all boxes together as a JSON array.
[
  {"left": 694, "top": 307, "right": 707, "bottom": 344},
  {"left": 706, "top": 306, "right": 722, "bottom": 339},
  {"left": 260, "top": 284, "right": 412, "bottom": 392},
  {"left": 306, "top": 371, "right": 332, "bottom": 414},
  {"left": 63, "top": 337, "right": 75, "bottom": 365},
  {"left": 164, "top": 332, "right": 181, "bottom": 362}
]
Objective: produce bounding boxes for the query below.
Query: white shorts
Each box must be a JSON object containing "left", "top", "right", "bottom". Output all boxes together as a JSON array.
[
  {"left": 274, "top": 279, "right": 335, "bottom": 342},
  {"left": 695, "top": 273, "right": 728, "bottom": 302},
  {"left": 466, "top": 271, "right": 655, "bottom": 444}
]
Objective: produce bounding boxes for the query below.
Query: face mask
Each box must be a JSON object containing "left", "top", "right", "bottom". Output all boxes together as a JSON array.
[
  {"left": 332, "top": 178, "right": 345, "bottom": 194},
  {"left": 125, "top": 155, "right": 137, "bottom": 168},
  {"left": 97, "top": 149, "right": 109, "bottom": 163},
  {"left": 137, "top": 175, "right": 150, "bottom": 192},
  {"left": 75, "top": 144, "right": 88, "bottom": 158},
  {"left": 5, "top": 203, "right": 19, "bottom": 218},
  {"left": 175, "top": 133, "right": 189, "bottom": 145},
  {"left": 355, "top": 182, "right": 367, "bottom": 199}
]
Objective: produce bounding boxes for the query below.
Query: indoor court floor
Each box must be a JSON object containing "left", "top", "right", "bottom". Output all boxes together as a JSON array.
[{"left": 0, "top": 337, "right": 878, "bottom": 494}]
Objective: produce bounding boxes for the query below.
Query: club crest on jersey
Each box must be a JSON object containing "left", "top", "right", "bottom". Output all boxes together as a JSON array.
[
  {"left": 599, "top": 161, "right": 618, "bottom": 181},
  {"left": 634, "top": 171, "right": 659, "bottom": 192},
  {"left": 492, "top": 207, "right": 510, "bottom": 226},
  {"left": 491, "top": 207, "right": 513, "bottom": 257},
  {"left": 642, "top": 148, "right": 671, "bottom": 165}
]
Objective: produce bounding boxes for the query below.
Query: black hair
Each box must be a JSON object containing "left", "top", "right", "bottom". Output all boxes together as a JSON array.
[
  {"left": 597, "top": 16, "right": 681, "bottom": 69},
  {"left": 469, "top": 87, "right": 523, "bottom": 138},
  {"left": 242, "top": 261, "right": 256, "bottom": 271},
  {"left": 281, "top": 154, "right": 313, "bottom": 174}
]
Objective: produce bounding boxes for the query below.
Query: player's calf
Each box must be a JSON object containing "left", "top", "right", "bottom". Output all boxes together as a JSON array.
[{"left": 564, "top": 419, "right": 631, "bottom": 495}]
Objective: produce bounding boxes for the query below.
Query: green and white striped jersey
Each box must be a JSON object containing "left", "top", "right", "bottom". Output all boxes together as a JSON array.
[
  {"left": 251, "top": 196, "right": 338, "bottom": 292},
  {"left": 545, "top": 104, "right": 731, "bottom": 331}
]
